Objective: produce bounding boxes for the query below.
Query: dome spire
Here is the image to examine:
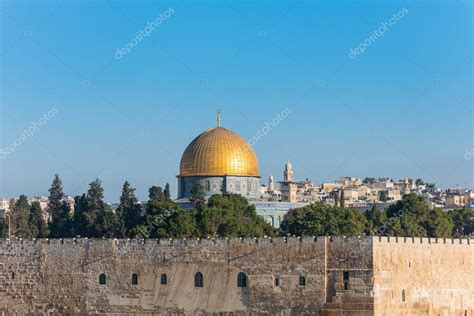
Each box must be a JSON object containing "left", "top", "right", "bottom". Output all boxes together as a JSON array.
[{"left": 217, "top": 109, "right": 221, "bottom": 127}]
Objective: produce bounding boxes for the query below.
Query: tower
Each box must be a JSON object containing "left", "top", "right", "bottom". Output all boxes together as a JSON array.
[
  {"left": 279, "top": 161, "right": 297, "bottom": 202},
  {"left": 268, "top": 176, "right": 275, "bottom": 191},
  {"left": 284, "top": 161, "right": 293, "bottom": 181}
]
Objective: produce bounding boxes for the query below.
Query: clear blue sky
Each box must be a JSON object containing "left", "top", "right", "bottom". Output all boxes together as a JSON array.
[{"left": 1, "top": 0, "right": 472, "bottom": 202}]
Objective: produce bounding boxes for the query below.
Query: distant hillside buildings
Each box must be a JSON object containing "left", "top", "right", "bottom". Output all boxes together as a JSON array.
[{"left": 259, "top": 165, "right": 474, "bottom": 211}]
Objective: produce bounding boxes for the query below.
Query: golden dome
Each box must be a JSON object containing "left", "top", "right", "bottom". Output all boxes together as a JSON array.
[{"left": 179, "top": 126, "right": 259, "bottom": 177}]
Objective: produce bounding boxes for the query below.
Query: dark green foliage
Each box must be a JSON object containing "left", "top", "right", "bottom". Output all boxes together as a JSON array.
[
  {"left": 164, "top": 183, "right": 171, "bottom": 201},
  {"left": 49, "top": 202, "right": 72, "bottom": 237},
  {"left": 449, "top": 208, "right": 474, "bottom": 237},
  {"left": 142, "top": 206, "right": 195, "bottom": 238},
  {"left": 424, "top": 208, "right": 453, "bottom": 238},
  {"left": 8, "top": 177, "right": 470, "bottom": 239},
  {"left": 282, "top": 193, "right": 458, "bottom": 238},
  {"left": 384, "top": 193, "right": 428, "bottom": 236},
  {"left": 386, "top": 193, "right": 429, "bottom": 217},
  {"left": 140, "top": 185, "right": 182, "bottom": 238},
  {"left": 7, "top": 196, "right": 48, "bottom": 238},
  {"left": 72, "top": 194, "right": 88, "bottom": 236},
  {"left": 71, "top": 179, "right": 118, "bottom": 237},
  {"left": 167, "top": 209, "right": 197, "bottom": 237},
  {"left": 48, "top": 174, "right": 63, "bottom": 214},
  {"left": 28, "top": 201, "right": 49, "bottom": 238},
  {"left": 379, "top": 190, "right": 388, "bottom": 202},
  {"left": 364, "top": 205, "right": 386, "bottom": 235},
  {"left": 381, "top": 193, "right": 456, "bottom": 238},
  {"left": 280, "top": 202, "right": 367, "bottom": 236},
  {"left": 190, "top": 184, "right": 206, "bottom": 211},
  {"left": 48, "top": 175, "right": 73, "bottom": 238},
  {"left": 10, "top": 195, "right": 30, "bottom": 238},
  {"left": 141, "top": 192, "right": 273, "bottom": 238},
  {"left": 149, "top": 186, "right": 164, "bottom": 202},
  {"left": 199, "top": 194, "right": 275, "bottom": 237},
  {"left": 116, "top": 181, "right": 143, "bottom": 237}
]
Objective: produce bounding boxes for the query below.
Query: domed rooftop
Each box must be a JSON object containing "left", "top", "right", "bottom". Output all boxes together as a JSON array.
[{"left": 179, "top": 113, "right": 259, "bottom": 177}]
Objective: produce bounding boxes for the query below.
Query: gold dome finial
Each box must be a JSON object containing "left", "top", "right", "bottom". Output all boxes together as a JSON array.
[{"left": 217, "top": 109, "right": 221, "bottom": 127}]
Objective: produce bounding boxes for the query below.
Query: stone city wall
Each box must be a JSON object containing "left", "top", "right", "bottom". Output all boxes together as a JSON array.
[
  {"left": 0, "top": 237, "right": 373, "bottom": 315},
  {"left": 0, "top": 236, "right": 471, "bottom": 315},
  {"left": 373, "top": 236, "right": 474, "bottom": 316}
]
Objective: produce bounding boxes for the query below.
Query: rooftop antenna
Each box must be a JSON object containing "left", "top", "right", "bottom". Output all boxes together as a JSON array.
[{"left": 217, "top": 109, "right": 221, "bottom": 127}]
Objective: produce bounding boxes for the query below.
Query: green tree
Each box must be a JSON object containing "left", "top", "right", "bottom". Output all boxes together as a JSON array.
[
  {"left": 386, "top": 193, "right": 429, "bottom": 217},
  {"left": 116, "top": 181, "right": 143, "bottom": 237},
  {"left": 196, "top": 207, "right": 224, "bottom": 237},
  {"left": 48, "top": 174, "right": 63, "bottom": 215},
  {"left": 424, "top": 208, "right": 453, "bottom": 238},
  {"left": 140, "top": 185, "right": 180, "bottom": 238},
  {"left": 390, "top": 213, "right": 427, "bottom": 237},
  {"left": 10, "top": 195, "right": 30, "bottom": 238},
  {"left": 73, "top": 179, "right": 118, "bottom": 237},
  {"left": 48, "top": 175, "right": 72, "bottom": 237},
  {"left": 149, "top": 186, "right": 164, "bottom": 202},
  {"left": 164, "top": 183, "right": 171, "bottom": 201},
  {"left": 72, "top": 194, "right": 88, "bottom": 237},
  {"left": 193, "top": 194, "right": 274, "bottom": 238},
  {"left": 364, "top": 205, "right": 387, "bottom": 235},
  {"left": 167, "top": 209, "right": 196, "bottom": 237},
  {"left": 384, "top": 193, "right": 434, "bottom": 237},
  {"left": 449, "top": 208, "right": 474, "bottom": 237},
  {"left": 280, "top": 202, "right": 366, "bottom": 236},
  {"left": 28, "top": 201, "right": 49, "bottom": 238},
  {"left": 190, "top": 184, "right": 206, "bottom": 211}
]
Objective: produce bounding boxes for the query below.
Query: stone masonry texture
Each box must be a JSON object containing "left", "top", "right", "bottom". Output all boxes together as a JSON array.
[{"left": 0, "top": 236, "right": 472, "bottom": 315}]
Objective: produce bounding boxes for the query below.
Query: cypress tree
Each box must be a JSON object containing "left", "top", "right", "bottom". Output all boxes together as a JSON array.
[
  {"left": 48, "top": 175, "right": 63, "bottom": 216},
  {"left": 28, "top": 201, "right": 49, "bottom": 238},
  {"left": 116, "top": 181, "right": 143, "bottom": 237},
  {"left": 164, "top": 183, "right": 171, "bottom": 201},
  {"left": 148, "top": 186, "right": 164, "bottom": 202},
  {"left": 72, "top": 194, "right": 88, "bottom": 237},
  {"left": 48, "top": 174, "right": 71, "bottom": 237},
  {"left": 82, "top": 179, "right": 118, "bottom": 237},
  {"left": 11, "top": 195, "right": 30, "bottom": 238}
]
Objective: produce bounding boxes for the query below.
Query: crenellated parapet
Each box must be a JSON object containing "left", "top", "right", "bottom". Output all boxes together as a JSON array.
[{"left": 0, "top": 236, "right": 472, "bottom": 315}]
